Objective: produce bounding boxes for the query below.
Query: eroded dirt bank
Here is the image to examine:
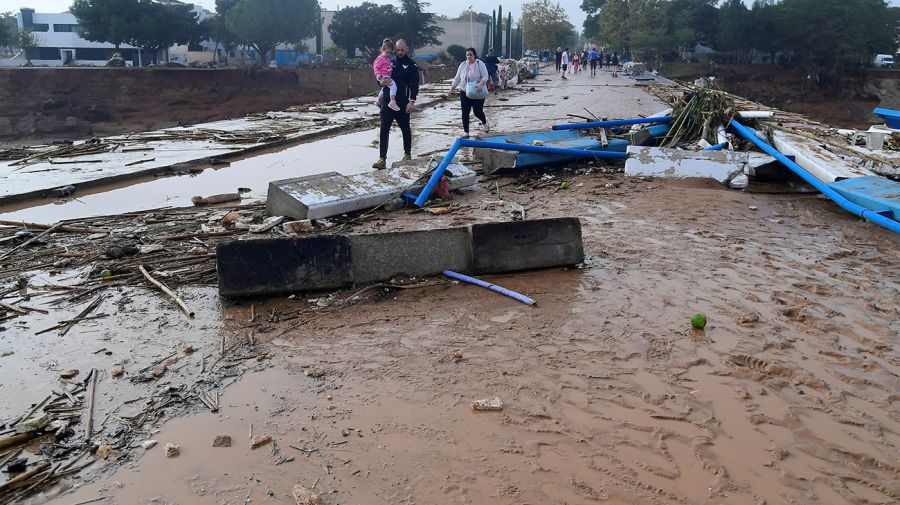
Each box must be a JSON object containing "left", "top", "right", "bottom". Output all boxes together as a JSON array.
[
  {"left": 663, "top": 63, "right": 900, "bottom": 129},
  {"left": 0, "top": 66, "right": 454, "bottom": 145}
]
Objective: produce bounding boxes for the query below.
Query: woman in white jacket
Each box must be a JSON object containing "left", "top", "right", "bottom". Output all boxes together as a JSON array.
[{"left": 448, "top": 47, "right": 491, "bottom": 137}]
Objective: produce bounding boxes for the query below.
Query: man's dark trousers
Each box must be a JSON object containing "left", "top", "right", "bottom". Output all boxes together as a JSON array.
[{"left": 379, "top": 100, "right": 411, "bottom": 159}]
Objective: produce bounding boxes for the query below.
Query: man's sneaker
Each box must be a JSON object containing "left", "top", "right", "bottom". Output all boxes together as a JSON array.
[
  {"left": 402, "top": 153, "right": 412, "bottom": 161},
  {"left": 388, "top": 100, "right": 401, "bottom": 111},
  {"left": 482, "top": 119, "right": 492, "bottom": 133},
  {"left": 372, "top": 158, "right": 387, "bottom": 170}
]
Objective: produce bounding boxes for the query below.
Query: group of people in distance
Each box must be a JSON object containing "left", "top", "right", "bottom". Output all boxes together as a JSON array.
[
  {"left": 371, "top": 39, "right": 500, "bottom": 169},
  {"left": 555, "top": 47, "right": 619, "bottom": 79}
]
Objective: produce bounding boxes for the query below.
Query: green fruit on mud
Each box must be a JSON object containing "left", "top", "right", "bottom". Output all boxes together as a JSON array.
[
  {"left": 691, "top": 313, "right": 707, "bottom": 329},
  {"left": 101, "top": 269, "right": 113, "bottom": 279}
]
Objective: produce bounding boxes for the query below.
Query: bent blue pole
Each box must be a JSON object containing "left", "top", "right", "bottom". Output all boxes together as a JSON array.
[
  {"left": 552, "top": 116, "right": 672, "bottom": 130},
  {"left": 443, "top": 270, "right": 536, "bottom": 306},
  {"left": 413, "top": 138, "right": 627, "bottom": 207},
  {"left": 730, "top": 119, "right": 900, "bottom": 235},
  {"left": 703, "top": 142, "right": 727, "bottom": 151}
]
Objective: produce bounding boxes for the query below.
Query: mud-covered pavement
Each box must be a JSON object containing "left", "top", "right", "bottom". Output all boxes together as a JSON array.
[{"left": 3, "top": 67, "right": 899, "bottom": 505}]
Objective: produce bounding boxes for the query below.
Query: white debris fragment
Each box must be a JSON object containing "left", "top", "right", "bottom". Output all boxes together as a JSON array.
[{"left": 471, "top": 397, "right": 504, "bottom": 411}]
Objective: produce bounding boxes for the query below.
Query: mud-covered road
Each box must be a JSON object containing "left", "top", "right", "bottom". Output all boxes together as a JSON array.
[{"left": 3, "top": 65, "right": 898, "bottom": 505}]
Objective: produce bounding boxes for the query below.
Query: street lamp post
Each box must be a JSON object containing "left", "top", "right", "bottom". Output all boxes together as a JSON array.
[{"left": 468, "top": 5, "right": 474, "bottom": 48}]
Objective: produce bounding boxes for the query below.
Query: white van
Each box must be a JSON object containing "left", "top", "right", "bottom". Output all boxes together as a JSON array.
[{"left": 873, "top": 54, "right": 894, "bottom": 68}]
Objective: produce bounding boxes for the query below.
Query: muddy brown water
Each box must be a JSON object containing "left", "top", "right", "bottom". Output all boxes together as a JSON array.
[{"left": 39, "top": 174, "right": 900, "bottom": 505}]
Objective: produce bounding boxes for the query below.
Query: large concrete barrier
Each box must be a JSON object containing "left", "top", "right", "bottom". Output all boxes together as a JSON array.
[
  {"left": 216, "top": 236, "right": 353, "bottom": 297},
  {"left": 216, "top": 217, "right": 584, "bottom": 297}
]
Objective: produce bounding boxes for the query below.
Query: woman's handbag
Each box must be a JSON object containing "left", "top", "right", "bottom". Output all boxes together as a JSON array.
[{"left": 465, "top": 81, "right": 489, "bottom": 100}]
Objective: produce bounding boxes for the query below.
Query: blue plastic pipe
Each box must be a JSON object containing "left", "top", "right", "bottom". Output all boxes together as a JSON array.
[
  {"left": 552, "top": 116, "right": 673, "bottom": 130},
  {"left": 730, "top": 119, "right": 900, "bottom": 234},
  {"left": 443, "top": 270, "right": 536, "bottom": 305},
  {"left": 413, "top": 138, "right": 627, "bottom": 207},
  {"left": 703, "top": 142, "right": 727, "bottom": 151}
]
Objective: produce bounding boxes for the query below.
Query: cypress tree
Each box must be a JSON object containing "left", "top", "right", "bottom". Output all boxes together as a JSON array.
[
  {"left": 506, "top": 13, "right": 511, "bottom": 58},
  {"left": 496, "top": 5, "right": 503, "bottom": 56}
]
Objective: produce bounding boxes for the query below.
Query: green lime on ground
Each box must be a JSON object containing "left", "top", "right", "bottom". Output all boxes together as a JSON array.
[
  {"left": 101, "top": 269, "right": 112, "bottom": 279},
  {"left": 691, "top": 313, "right": 707, "bottom": 329}
]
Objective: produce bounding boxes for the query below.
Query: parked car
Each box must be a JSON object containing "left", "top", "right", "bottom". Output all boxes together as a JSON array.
[{"left": 873, "top": 54, "right": 894, "bottom": 68}]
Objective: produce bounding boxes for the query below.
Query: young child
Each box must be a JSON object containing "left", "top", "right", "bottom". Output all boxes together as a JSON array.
[{"left": 373, "top": 38, "right": 400, "bottom": 111}]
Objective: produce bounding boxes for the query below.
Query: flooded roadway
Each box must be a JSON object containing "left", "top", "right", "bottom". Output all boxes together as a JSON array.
[{"left": 0, "top": 78, "right": 656, "bottom": 224}]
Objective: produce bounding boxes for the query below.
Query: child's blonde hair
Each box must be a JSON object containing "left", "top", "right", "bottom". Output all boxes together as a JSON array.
[{"left": 381, "top": 38, "right": 395, "bottom": 53}]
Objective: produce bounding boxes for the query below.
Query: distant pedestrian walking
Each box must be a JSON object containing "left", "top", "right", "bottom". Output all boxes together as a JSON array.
[
  {"left": 555, "top": 47, "right": 562, "bottom": 73},
  {"left": 560, "top": 48, "right": 569, "bottom": 79},
  {"left": 449, "top": 48, "right": 491, "bottom": 137},
  {"left": 588, "top": 47, "right": 599, "bottom": 76},
  {"left": 572, "top": 51, "right": 580, "bottom": 73},
  {"left": 612, "top": 53, "right": 620, "bottom": 77}
]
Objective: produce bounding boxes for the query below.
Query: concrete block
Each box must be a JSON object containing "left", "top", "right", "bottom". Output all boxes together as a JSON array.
[
  {"left": 350, "top": 227, "right": 473, "bottom": 284},
  {"left": 625, "top": 146, "right": 749, "bottom": 186},
  {"left": 216, "top": 235, "right": 352, "bottom": 297},
  {"left": 471, "top": 218, "right": 584, "bottom": 274},
  {"left": 217, "top": 218, "right": 584, "bottom": 297},
  {"left": 266, "top": 163, "right": 476, "bottom": 220}
]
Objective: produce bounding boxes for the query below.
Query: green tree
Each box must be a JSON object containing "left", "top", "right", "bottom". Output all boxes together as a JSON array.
[
  {"left": 397, "top": 0, "right": 444, "bottom": 53},
  {"left": 580, "top": 0, "right": 606, "bottom": 41},
  {"left": 128, "top": 0, "right": 200, "bottom": 63},
  {"left": 628, "top": 0, "right": 672, "bottom": 64},
  {"left": 715, "top": 0, "right": 748, "bottom": 51},
  {"left": 598, "top": 0, "right": 628, "bottom": 51},
  {"left": 778, "top": 0, "right": 897, "bottom": 75},
  {"left": 202, "top": 14, "right": 238, "bottom": 59},
  {"left": 226, "top": 0, "right": 320, "bottom": 63},
  {"left": 71, "top": 0, "right": 139, "bottom": 51},
  {"left": 492, "top": 10, "right": 496, "bottom": 49},
  {"left": 17, "top": 29, "right": 41, "bottom": 64},
  {"left": 446, "top": 43, "right": 467, "bottom": 61},
  {"left": 456, "top": 9, "right": 492, "bottom": 24},
  {"left": 522, "top": 0, "right": 575, "bottom": 50},
  {"left": 0, "top": 12, "right": 17, "bottom": 48},
  {"left": 496, "top": 5, "right": 503, "bottom": 55},
  {"left": 506, "top": 12, "right": 512, "bottom": 58},
  {"left": 328, "top": 2, "right": 400, "bottom": 58}
]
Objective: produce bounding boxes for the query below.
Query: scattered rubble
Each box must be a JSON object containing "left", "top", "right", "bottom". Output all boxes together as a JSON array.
[{"left": 164, "top": 443, "right": 180, "bottom": 457}]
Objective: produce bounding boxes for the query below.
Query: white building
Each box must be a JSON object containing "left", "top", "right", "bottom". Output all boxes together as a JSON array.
[{"left": 7, "top": 8, "right": 143, "bottom": 67}]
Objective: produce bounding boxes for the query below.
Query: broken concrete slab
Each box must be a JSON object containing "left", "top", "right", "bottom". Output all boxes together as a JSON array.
[
  {"left": 770, "top": 130, "right": 874, "bottom": 183},
  {"left": 471, "top": 218, "right": 584, "bottom": 274},
  {"left": 216, "top": 235, "right": 353, "bottom": 297},
  {"left": 625, "top": 146, "right": 749, "bottom": 188},
  {"left": 217, "top": 218, "right": 584, "bottom": 297},
  {"left": 350, "top": 228, "right": 472, "bottom": 284},
  {"left": 266, "top": 162, "right": 476, "bottom": 220}
]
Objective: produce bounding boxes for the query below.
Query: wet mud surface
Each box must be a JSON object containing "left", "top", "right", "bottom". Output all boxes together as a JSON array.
[
  {"left": 45, "top": 175, "right": 899, "bottom": 504},
  {"left": 3, "top": 67, "right": 898, "bottom": 504}
]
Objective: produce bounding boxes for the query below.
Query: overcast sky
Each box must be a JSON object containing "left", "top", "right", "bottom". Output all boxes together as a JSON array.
[{"left": 11, "top": 0, "right": 900, "bottom": 34}]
